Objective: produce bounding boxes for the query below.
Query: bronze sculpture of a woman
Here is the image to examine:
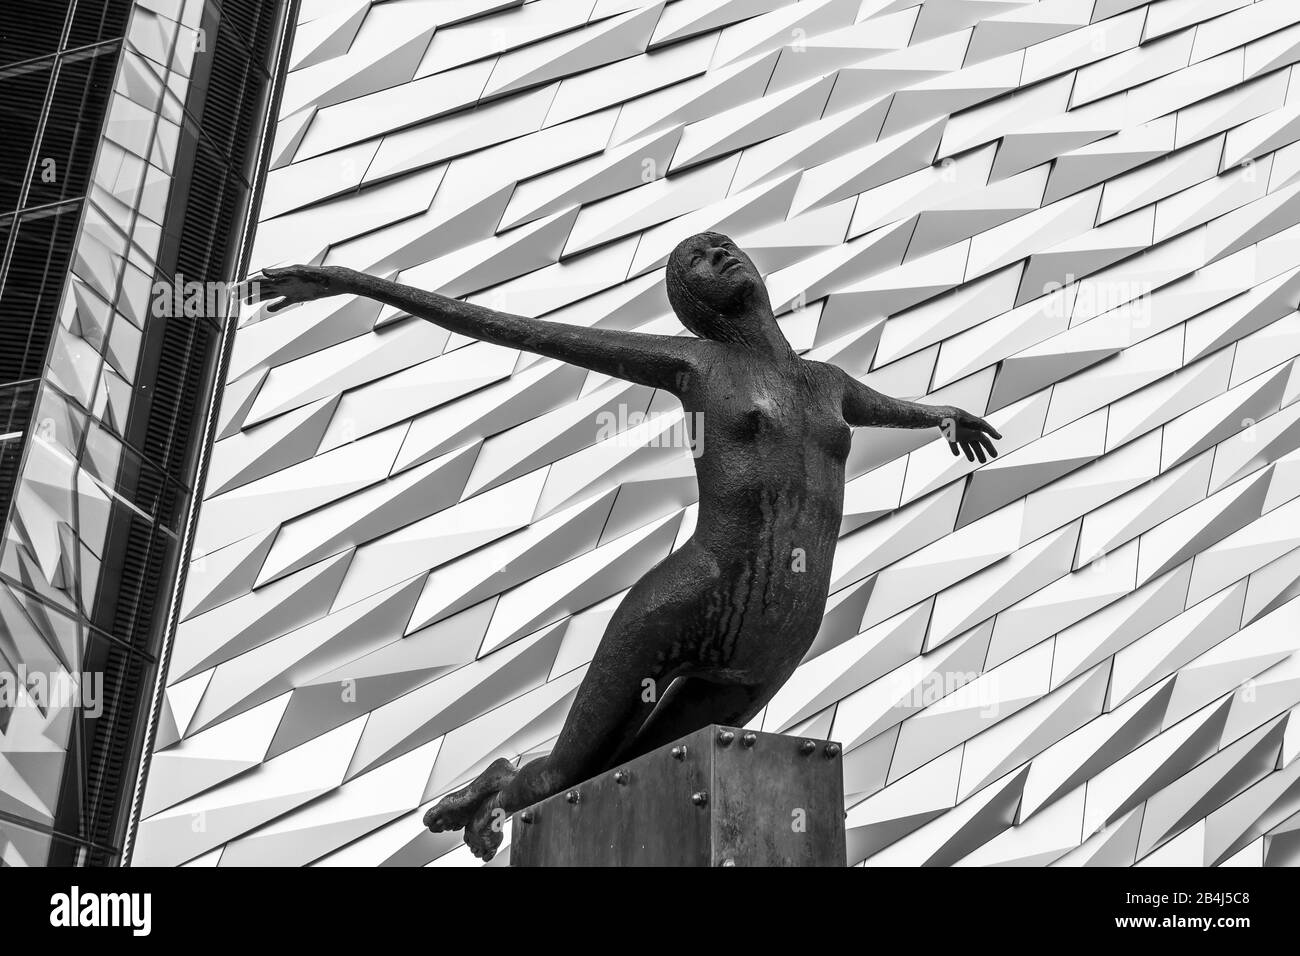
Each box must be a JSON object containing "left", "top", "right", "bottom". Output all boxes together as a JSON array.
[{"left": 250, "top": 232, "right": 1001, "bottom": 860}]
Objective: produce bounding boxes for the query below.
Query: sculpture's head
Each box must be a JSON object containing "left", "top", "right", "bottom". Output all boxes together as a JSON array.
[{"left": 665, "top": 232, "right": 772, "bottom": 342}]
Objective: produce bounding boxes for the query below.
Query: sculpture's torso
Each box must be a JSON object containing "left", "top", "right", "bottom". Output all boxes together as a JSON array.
[{"left": 638, "top": 350, "right": 850, "bottom": 685}]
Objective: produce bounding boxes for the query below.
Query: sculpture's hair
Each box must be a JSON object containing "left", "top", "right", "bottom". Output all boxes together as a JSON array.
[{"left": 665, "top": 232, "right": 751, "bottom": 342}]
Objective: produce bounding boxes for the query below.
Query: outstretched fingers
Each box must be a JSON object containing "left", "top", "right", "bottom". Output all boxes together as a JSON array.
[
  {"left": 241, "top": 265, "right": 325, "bottom": 312},
  {"left": 264, "top": 294, "right": 299, "bottom": 313},
  {"left": 239, "top": 276, "right": 268, "bottom": 305},
  {"left": 241, "top": 273, "right": 285, "bottom": 306},
  {"left": 948, "top": 424, "right": 1000, "bottom": 463},
  {"left": 242, "top": 273, "right": 302, "bottom": 312},
  {"left": 972, "top": 416, "right": 1002, "bottom": 441}
]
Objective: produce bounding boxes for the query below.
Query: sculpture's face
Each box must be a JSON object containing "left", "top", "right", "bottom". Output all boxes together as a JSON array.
[{"left": 666, "top": 232, "right": 765, "bottom": 340}]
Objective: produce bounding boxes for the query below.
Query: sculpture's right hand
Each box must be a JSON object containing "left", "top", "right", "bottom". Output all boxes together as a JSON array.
[{"left": 245, "top": 264, "right": 352, "bottom": 312}]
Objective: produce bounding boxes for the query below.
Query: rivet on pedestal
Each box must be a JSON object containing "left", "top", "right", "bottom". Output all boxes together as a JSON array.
[
  {"left": 614, "top": 769, "right": 629, "bottom": 785},
  {"left": 717, "top": 729, "right": 735, "bottom": 746},
  {"left": 566, "top": 790, "right": 580, "bottom": 804},
  {"left": 671, "top": 746, "right": 687, "bottom": 761},
  {"left": 692, "top": 790, "right": 708, "bottom": 807},
  {"left": 741, "top": 732, "right": 757, "bottom": 748},
  {"left": 799, "top": 739, "right": 816, "bottom": 755},
  {"left": 824, "top": 742, "right": 841, "bottom": 759}
]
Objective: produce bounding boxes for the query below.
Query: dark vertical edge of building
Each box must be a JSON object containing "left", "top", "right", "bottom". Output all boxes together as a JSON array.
[{"left": 47, "top": 0, "right": 299, "bottom": 866}]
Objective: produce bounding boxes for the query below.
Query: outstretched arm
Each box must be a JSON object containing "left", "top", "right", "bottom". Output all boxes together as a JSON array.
[
  {"left": 824, "top": 363, "right": 1002, "bottom": 463},
  {"left": 247, "top": 265, "right": 701, "bottom": 393}
]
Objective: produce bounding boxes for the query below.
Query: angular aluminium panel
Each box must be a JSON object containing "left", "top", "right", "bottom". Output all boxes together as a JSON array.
[{"left": 133, "top": 0, "right": 1300, "bottom": 867}]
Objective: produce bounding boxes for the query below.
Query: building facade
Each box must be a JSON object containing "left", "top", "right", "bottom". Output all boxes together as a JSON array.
[
  {"left": 0, "top": 0, "right": 291, "bottom": 866},
  {"left": 6, "top": 0, "right": 1300, "bottom": 867}
]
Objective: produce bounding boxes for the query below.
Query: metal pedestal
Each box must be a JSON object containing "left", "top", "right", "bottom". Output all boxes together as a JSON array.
[{"left": 510, "top": 724, "right": 846, "bottom": 867}]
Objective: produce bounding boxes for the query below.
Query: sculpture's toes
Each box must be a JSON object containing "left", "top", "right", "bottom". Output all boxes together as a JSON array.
[
  {"left": 464, "top": 794, "right": 506, "bottom": 862},
  {"left": 423, "top": 757, "right": 516, "bottom": 833},
  {"left": 422, "top": 784, "right": 477, "bottom": 833}
]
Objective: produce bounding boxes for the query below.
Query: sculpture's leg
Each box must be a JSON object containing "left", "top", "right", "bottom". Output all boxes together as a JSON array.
[
  {"left": 614, "top": 674, "right": 773, "bottom": 763},
  {"left": 426, "top": 577, "right": 702, "bottom": 857},
  {"left": 426, "top": 541, "right": 758, "bottom": 859},
  {"left": 494, "top": 636, "right": 676, "bottom": 808},
  {"left": 442, "top": 646, "right": 677, "bottom": 859}
]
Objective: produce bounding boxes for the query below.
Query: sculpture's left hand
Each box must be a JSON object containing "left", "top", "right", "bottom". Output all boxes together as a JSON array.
[
  {"left": 245, "top": 264, "right": 354, "bottom": 312},
  {"left": 940, "top": 407, "right": 1001, "bottom": 463}
]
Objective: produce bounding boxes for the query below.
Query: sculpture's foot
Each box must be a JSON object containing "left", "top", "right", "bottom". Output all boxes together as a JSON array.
[
  {"left": 422, "top": 757, "right": 516, "bottom": 834},
  {"left": 464, "top": 791, "right": 507, "bottom": 861}
]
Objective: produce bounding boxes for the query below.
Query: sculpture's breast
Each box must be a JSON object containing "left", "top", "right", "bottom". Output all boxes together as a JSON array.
[
  {"left": 819, "top": 419, "right": 853, "bottom": 458},
  {"left": 737, "top": 395, "right": 780, "bottom": 439}
]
